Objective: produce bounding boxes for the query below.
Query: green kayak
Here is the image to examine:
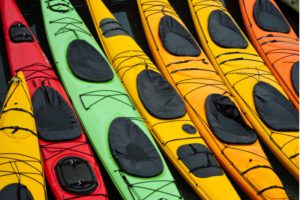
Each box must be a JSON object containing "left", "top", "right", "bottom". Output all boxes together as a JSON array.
[{"left": 40, "top": 0, "right": 182, "bottom": 199}]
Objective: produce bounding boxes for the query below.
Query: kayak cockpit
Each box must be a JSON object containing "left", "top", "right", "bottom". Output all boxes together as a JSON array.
[
  {"left": 109, "top": 117, "right": 163, "bottom": 177},
  {"left": 137, "top": 69, "right": 186, "bottom": 119},
  {"left": 253, "top": 81, "right": 299, "bottom": 131},
  {"left": 254, "top": 0, "right": 290, "bottom": 33},
  {"left": 32, "top": 86, "right": 82, "bottom": 141},
  {"left": 159, "top": 15, "right": 201, "bottom": 56},
  {"left": 67, "top": 39, "right": 113, "bottom": 82},
  {"left": 208, "top": 10, "right": 248, "bottom": 49},
  {"left": 206, "top": 94, "right": 257, "bottom": 144}
]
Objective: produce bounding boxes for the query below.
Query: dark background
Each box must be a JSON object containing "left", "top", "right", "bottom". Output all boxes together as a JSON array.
[{"left": 0, "top": 0, "right": 298, "bottom": 199}]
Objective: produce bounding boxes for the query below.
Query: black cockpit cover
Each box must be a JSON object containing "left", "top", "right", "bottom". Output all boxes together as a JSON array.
[
  {"left": 55, "top": 157, "right": 97, "bottom": 194},
  {"left": 0, "top": 184, "right": 33, "bottom": 200},
  {"left": 67, "top": 39, "right": 113, "bottom": 82},
  {"left": 254, "top": 0, "right": 290, "bottom": 33},
  {"left": 9, "top": 23, "right": 34, "bottom": 43},
  {"left": 254, "top": 81, "right": 299, "bottom": 131},
  {"left": 32, "top": 86, "right": 82, "bottom": 141},
  {"left": 208, "top": 10, "right": 248, "bottom": 49},
  {"left": 291, "top": 62, "right": 299, "bottom": 95},
  {"left": 177, "top": 144, "right": 223, "bottom": 178},
  {"left": 109, "top": 118, "right": 163, "bottom": 177},
  {"left": 206, "top": 94, "right": 257, "bottom": 144},
  {"left": 137, "top": 69, "right": 186, "bottom": 119},
  {"left": 159, "top": 15, "right": 201, "bottom": 56},
  {"left": 100, "top": 18, "right": 129, "bottom": 37}
]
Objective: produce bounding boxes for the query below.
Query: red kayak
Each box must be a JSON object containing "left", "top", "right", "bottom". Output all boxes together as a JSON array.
[{"left": 0, "top": 0, "right": 108, "bottom": 199}]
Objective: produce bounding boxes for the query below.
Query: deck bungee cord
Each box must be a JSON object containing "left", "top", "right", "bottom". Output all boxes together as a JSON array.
[
  {"left": 238, "top": 0, "right": 299, "bottom": 109},
  {"left": 0, "top": 0, "right": 108, "bottom": 199},
  {"left": 41, "top": 0, "right": 183, "bottom": 199},
  {"left": 86, "top": 0, "right": 245, "bottom": 199},
  {"left": 187, "top": 0, "right": 299, "bottom": 183},
  {"left": 0, "top": 72, "right": 47, "bottom": 200},
  {"left": 113, "top": 170, "right": 180, "bottom": 200},
  {"left": 16, "top": 64, "right": 59, "bottom": 81},
  {"left": 50, "top": 17, "right": 92, "bottom": 38},
  {"left": 136, "top": 0, "right": 290, "bottom": 199},
  {"left": 79, "top": 90, "right": 136, "bottom": 110}
]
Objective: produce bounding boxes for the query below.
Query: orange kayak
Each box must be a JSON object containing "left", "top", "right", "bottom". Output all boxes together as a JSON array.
[
  {"left": 187, "top": 0, "right": 299, "bottom": 181},
  {"left": 136, "top": 0, "right": 288, "bottom": 199},
  {"left": 238, "top": 0, "right": 299, "bottom": 109}
]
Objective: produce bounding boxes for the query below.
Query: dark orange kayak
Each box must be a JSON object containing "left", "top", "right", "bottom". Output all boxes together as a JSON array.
[
  {"left": 188, "top": 0, "right": 299, "bottom": 181},
  {"left": 239, "top": 0, "right": 299, "bottom": 110},
  {"left": 136, "top": 0, "right": 289, "bottom": 199}
]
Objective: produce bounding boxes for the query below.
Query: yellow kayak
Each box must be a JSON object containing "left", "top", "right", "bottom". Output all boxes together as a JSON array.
[
  {"left": 86, "top": 0, "right": 240, "bottom": 199},
  {"left": 136, "top": 0, "right": 289, "bottom": 199},
  {"left": 0, "top": 72, "right": 46, "bottom": 200},
  {"left": 187, "top": 0, "right": 299, "bottom": 180}
]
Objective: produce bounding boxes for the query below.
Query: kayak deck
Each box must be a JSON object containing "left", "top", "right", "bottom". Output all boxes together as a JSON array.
[
  {"left": 41, "top": 0, "right": 183, "bottom": 199},
  {"left": 0, "top": 72, "right": 47, "bottom": 200}
]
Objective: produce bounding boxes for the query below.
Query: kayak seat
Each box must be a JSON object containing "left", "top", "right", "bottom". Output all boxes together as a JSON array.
[
  {"left": 208, "top": 10, "right": 248, "bottom": 49},
  {"left": 67, "top": 39, "right": 113, "bottom": 82},
  {"left": 291, "top": 62, "right": 299, "bottom": 95},
  {"left": 55, "top": 157, "right": 98, "bottom": 194},
  {"left": 9, "top": 23, "right": 34, "bottom": 43},
  {"left": 0, "top": 183, "right": 33, "bottom": 200},
  {"left": 206, "top": 94, "right": 257, "bottom": 144},
  {"left": 177, "top": 144, "right": 223, "bottom": 178},
  {"left": 254, "top": 0, "right": 290, "bottom": 33},
  {"left": 159, "top": 15, "right": 201, "bottom": 56},
  {"left": 254, "top": 81, "right": 299, "bottom": 131},
  {"left": 32, "top": 86, "right": 82, "bottom": 141},
  {"left": 109, "top": 118, "right": 163, "bottom": 177},
  {"left": 137, "top": 69, "right": 186, "bottom": 119},
  {"left": 100, "top": 18, "right": 129, "bottom": 37}
]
